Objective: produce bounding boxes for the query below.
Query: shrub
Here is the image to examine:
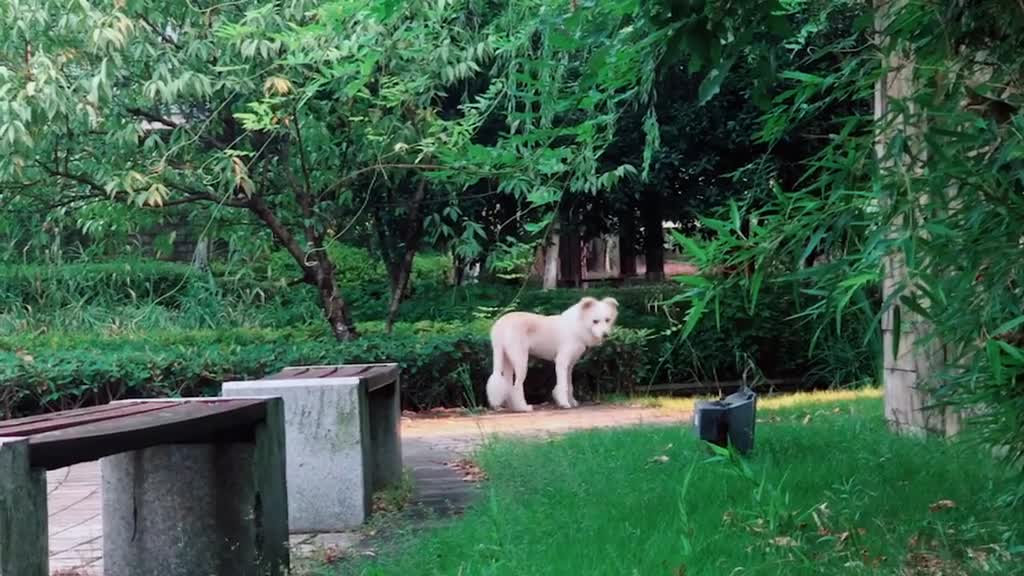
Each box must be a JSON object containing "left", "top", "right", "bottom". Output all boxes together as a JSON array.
[
  {"left": 0, "top": 281, "right": 875, "bottom": 418},
  {"left": 0, "top": 261, "right": 200, "bottom": 308}
]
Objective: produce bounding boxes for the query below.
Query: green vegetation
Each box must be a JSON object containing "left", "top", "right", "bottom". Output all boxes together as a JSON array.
[
  {"left": 1, "top": 0, "right": 1022, "bottom": 561},
  {"left": 0, "top": 258, "right": 875, "bottom": 417},
  {"left": 328, "top": 391, "right": 1020, "bottom": 576}
]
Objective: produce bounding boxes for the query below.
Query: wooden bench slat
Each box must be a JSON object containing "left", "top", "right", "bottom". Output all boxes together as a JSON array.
[
  {"left": 27, "top": 399, "right": 268, "bottom": 470},
  {"left": 0, "top": 402, "right": 179, "bottom": 437},
  {"left": 265, "top": 364, "right": 395, "bottom": 389},
  {"left": 0, "top": 401, "right": 148, "bottom": 430}
]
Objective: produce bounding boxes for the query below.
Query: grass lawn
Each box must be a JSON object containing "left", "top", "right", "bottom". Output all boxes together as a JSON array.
[{"left": 330, "top": 390, "right": 1021, "bottom": 575}]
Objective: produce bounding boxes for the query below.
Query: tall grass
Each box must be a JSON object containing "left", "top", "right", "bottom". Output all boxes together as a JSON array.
[{"left": 328, "top": 393, "right": 1021, "bottom": 576}]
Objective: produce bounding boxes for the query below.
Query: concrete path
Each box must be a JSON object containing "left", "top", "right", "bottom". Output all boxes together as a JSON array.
[{"left": 46, "top": 402, "right": 690, "bottom": 575}]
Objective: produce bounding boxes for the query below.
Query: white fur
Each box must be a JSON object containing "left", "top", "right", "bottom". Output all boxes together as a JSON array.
[{"left": 486, "top": 296, "right": 619, "bottom": 411}]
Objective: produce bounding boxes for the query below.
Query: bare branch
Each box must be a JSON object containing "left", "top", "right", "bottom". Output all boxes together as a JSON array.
[
  {"left": 247, "top": 194, "right": 315, "bottom": 281},
  {"left": 138, "top": 15, "right": 178, "bottom": 47},
  {"left": 126, "top": 107, "right": 228, "bottom": 149},
  {"left": 287, "top": 112, "right": 323, "bottom": 251}
]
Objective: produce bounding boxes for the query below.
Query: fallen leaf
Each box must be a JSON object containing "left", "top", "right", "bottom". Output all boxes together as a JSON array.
[
  {"left": 15, "top": 349, "right": 33, "bottom": 363},
  {"left": 771, "top": 536, "right": 798, "bottom": 547},
  {"left": 929, "top": 499, "right": 957, "bottom": 512},
  {"left": 903, "top": 551, "right": 964, "bottom": 575},
  {"left": 446, "top": 459, "right": 487, "bottom": 482},
  {"left": 649, "top": 455, "right": 670, "bottom": 464},
  {"left": 802, "top": 414, "right": 812, "bottom": 425},
  {"left": 968, "top": 548, "right": 990, "bottom": 571},
  {"left": 674, "top": 563, "right": 687, "bottom": 576}
]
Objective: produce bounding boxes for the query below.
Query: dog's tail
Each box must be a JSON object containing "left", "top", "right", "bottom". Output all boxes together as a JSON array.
[{"left": 486, "top": 334, "right": 511, "bottom": 409}]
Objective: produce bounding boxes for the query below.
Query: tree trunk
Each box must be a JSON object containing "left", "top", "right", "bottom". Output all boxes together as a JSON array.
[
  {"left": 248, "top": 195, "right": 358, "bottom": 341},
  {"left": 315, "top": 259, "right": 359, "bottom": 342},
  {"left": 449, "top": 248, "right": 464, "bottom": 286},
  {"left": 558, "top": 201, "right": 581, "bottom": 287},
  {"left": 620, "top": 208, "right": 637, "bottom": 277},
  {"left": 385, "top": 179, "right": 428, "bottom": 333},
  {"left": 191, "top": 235, "right": 210, "bottom": 271},
  {"left": 543, "top": 229, "right": 559, "bottom": 290},
  {"left": 875, "top": 0, "right": 958, "bottom": 436},
  {"left": 589, "top": 237, "right": 607, "bottom": 275},
  {"left": 641, "top": 187, "right": 665, "bottom": 281}
]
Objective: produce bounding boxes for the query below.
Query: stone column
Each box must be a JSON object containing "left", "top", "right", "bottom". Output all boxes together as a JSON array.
[
  {"left": 367, "top": 376, "right": 403, "bottom": 490},
  {"left": 0, "top": 437, "right": 47, "bottom": 576},
  {"left": 102, "top": 400, "right": 289, "bottom": 576},
  {"left": 223, "top": 375, "right": 401, "bottom": 531},
  {"left": 875, "top": 0, "right": 959, "bottom": 436}
]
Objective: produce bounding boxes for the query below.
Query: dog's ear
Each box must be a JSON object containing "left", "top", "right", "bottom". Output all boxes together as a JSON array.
[
  {"left": 580, "top": 296, "right": 598, "bottom": 310},
  {"left": 602, "top": 297, "right": 619, "bottom": 309}
]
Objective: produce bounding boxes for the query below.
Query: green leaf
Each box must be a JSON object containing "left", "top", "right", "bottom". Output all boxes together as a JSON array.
[
  {"left": 697, "top": 53, "right": 738, "bottom": 105},
  {"left": 681, "top": 294, "right": 708, "bottom": 339},
  {"left": 898, "top": 294, "right": 931, "bottom": 321},
  {"left": 749, "top": 268, "right": 764, "bottom": 313},
  {"left": 675, "top": 275, "right": 710, "bottom": 287},
  {"left": 891, "top": 304, "right": 902, "bottom": 359},
  {"left": 670, "top": 230, "right": 706, "bottom": 264},
  {"left": 993, "top": 315, "right": 1024, "bottom": 337},
  {"left": 987, "top": 339, "right": 1003, "bottom": 384}
]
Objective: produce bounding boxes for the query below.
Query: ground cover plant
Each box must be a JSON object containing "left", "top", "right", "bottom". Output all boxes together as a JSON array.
[
  {"left": 0, "top": 268, "right": 875, "bottom": 417},
  {"left": 324, "top": 390, "right": 1022, "bottom": 576}
]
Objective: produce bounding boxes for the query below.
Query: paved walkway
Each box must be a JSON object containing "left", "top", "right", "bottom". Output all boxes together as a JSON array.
[{"left": 46, "top": 403, "right": 690, "bottom": 575}]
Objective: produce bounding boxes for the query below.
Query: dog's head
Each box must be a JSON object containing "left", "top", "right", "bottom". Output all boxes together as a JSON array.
[{"left": 579, "top": 296, "right": 619, "bottom": 344}]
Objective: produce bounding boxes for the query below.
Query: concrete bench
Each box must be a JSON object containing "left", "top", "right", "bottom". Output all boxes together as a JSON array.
[
  {"left": 222, "top": 363, "right": 402, "bottom": 531},
  {"left": 0, "top": 398, "right": 289, "bottom": 576}
]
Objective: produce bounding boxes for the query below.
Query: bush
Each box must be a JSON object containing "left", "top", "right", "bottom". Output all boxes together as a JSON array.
[
  {"left": 0, "top": 261, "right": 201, "bottom": 308},
  {"left": 0, "top": 281, "right": 875, "bottom": 418}
]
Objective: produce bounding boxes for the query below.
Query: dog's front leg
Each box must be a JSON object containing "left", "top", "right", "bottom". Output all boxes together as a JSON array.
[
  {"left": 553, "top": 353, "right": 574, "bottom": 409},
  {"left": 567, "top": 360, "right": 580, "bottom": 407}
]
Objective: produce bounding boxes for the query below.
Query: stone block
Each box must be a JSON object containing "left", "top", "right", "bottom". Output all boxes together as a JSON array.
[
  {"left": 222, "top": 363, "right": 402, "bottom": 531},
  {"left": 0, "top": 437, "right": 47, "bottom": 576},
  {"left": 101, "top": 398, "right": 289, "bottom": 576}
]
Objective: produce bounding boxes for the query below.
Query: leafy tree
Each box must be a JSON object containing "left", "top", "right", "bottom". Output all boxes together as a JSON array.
[
  {"left": 0, "top": 0, "right": 662, "bottom": 338},
  {"left": 667, "top": 0, "right": 1024, "bottom": 477}
]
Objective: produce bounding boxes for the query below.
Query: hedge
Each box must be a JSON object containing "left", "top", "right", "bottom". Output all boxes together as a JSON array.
[{"left": 0, "top": 282, "right": 876, "bottom": 418}]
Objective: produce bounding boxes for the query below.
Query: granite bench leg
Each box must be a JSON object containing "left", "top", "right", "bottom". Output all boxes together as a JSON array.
[
  {"left": 101, "top": 399, "right": 289, "bottom": 576},
  {"left": 368, "top": 376, "right": 403, "bottom": 490},
  {"left": 0, "top": 437, "right": 48, "bottom": 576},
  {"left": 223, "top": 376, "right": 402, "bottom": 531}
]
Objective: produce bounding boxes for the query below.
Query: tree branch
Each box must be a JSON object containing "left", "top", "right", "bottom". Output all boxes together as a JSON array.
[
  {"left": 138, "top": 14, "right": 179, "bottom": 47},
  {"left": 126, "top": 107, "right": 228, "bottom": 149},
  {"left": 247, "top": 194, "right": 315, "bottom": 281}
]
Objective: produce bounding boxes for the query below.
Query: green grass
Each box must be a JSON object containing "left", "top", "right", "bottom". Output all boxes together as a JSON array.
[{"left": 325, "top": 391, "right": 1021, "bottom": 576}]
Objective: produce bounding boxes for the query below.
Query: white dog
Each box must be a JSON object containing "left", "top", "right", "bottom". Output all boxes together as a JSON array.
[{"left": 486, "top": 296, "right": 619, "bottom": 412}]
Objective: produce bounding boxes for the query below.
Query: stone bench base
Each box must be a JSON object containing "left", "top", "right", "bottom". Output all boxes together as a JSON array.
[{"left": 223, "top": 363, "right": 402, "bottom": 531}]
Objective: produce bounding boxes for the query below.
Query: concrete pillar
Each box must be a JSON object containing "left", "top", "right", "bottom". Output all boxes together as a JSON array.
[
  {"left": 101, "top": 400, "right": 289, "bottom": 576},
  {"left": 223, "top": 372, "right": 403, "bottom": 531},
  {"left": 542, "top": 233, "right": 559, "bottom": 290},
  {"left": 367, "top": 375, "right": 403, "bottom": 490},
  {"left": 0, "top": 438, "right": 47, "bottom": 576}
]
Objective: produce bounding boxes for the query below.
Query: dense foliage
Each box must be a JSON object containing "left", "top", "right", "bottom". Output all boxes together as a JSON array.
[
  {"left": 0, "top": 258, "right": 875, "bottom": 417},
  {"left": 666, "top": 0, "right": 1024, "bottom": 479}
]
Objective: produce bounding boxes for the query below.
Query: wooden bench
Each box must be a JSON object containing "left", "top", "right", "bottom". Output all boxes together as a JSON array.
[
  {"left": 223, "top": 363, "right": 402, "bottom": 531},
  {"left": 0, "top": 398, "right": 289, "bottom": 576}
]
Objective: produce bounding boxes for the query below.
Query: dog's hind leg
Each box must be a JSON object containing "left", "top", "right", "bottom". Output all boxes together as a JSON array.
[
  {"left": 505, "top": 342, "right": 533, "bottom": 412},
  {"left": 552, "top": 353, "right": 573, "bottom": 409},
  {"left": 486, "top": 339, "right": 511, "bottom": 410}
]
